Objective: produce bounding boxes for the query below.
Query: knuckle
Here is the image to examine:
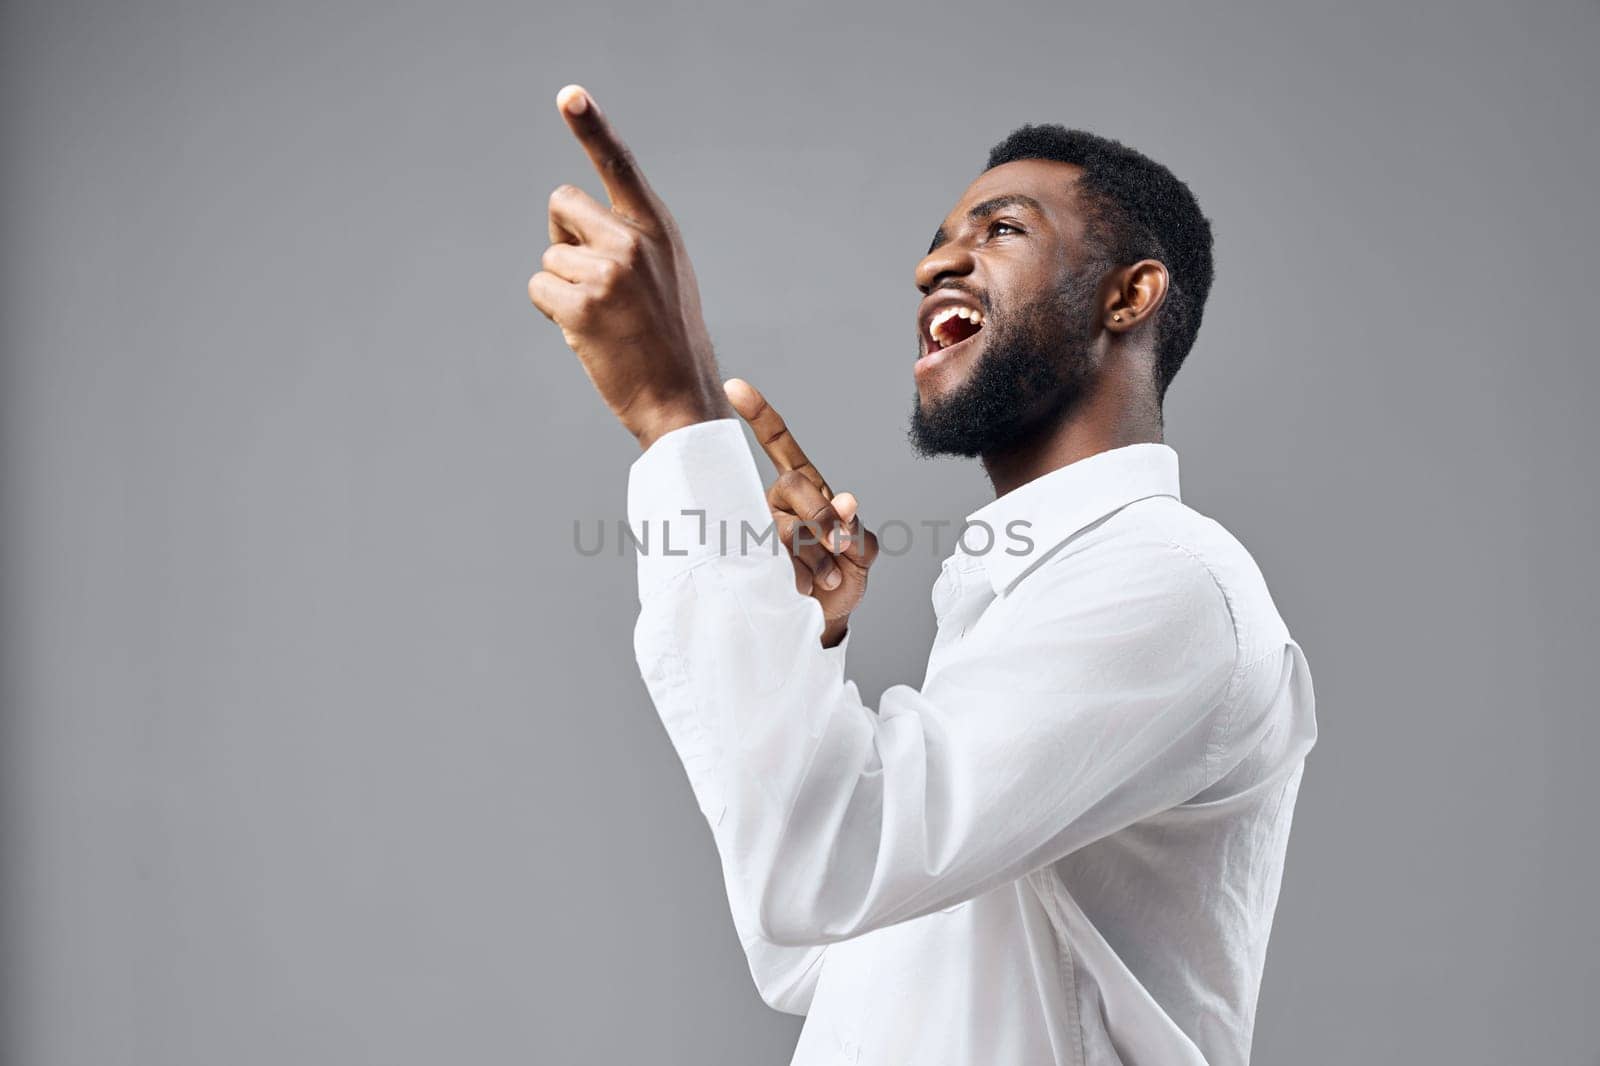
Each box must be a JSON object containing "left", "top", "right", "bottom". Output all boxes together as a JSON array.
[
  {"left": 603, "top": 149, "right": 638, "bottom": 178},
  {"left": 805, "top": 500, "right": 836, "bottom": 524},
  {"left": 593, "top": 258, "right": 622, "bottom": 287},
  {"left": 527, "top": 274, "right": 551, "bottom": 312},
  {"left": 618, "top": 234, "right": 646, "bottom": 266}
]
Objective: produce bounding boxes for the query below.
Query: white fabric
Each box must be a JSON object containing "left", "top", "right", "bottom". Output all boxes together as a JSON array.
[{"left": 627, "top": 418, "right": 1316, "bottom": 1066}]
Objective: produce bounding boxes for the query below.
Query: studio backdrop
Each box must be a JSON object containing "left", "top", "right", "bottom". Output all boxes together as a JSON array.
[{"left": 2, "top": 1, "right": 1596, "bottom": 1063}]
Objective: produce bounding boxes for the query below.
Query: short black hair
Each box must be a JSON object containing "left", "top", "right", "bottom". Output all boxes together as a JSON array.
[{"left": 986, "top": 125, "right": 1214, "bottom": 396}]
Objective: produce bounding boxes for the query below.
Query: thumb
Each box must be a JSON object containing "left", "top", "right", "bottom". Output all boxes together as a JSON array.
[{"left": 830, "top": 491, "right": 874, "bottom": 565}]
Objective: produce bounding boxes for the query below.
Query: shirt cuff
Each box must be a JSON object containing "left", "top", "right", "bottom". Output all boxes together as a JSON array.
[{"left": 626, "top": 418, "right": 775, "bottom": 597}]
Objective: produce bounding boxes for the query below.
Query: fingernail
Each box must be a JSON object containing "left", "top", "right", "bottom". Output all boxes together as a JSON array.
[
  {"left": 821, "top": 567, "right": 842, "bottom": 591},
  {"left": 557, "top": 85, "right": 588, "bottom": 114}
]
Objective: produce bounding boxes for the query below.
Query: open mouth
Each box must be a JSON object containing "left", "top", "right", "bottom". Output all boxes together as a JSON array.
[
  {"left": 926, "top": 305, "right": 985, "bottom": 353},
  {"left": 916, "top": 303, "right": 986, "bottom": 377}
]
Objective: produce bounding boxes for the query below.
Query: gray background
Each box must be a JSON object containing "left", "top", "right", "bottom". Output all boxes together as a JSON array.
[{"left": 3, "top": 0, "right": 1596, "bottom": 1063}]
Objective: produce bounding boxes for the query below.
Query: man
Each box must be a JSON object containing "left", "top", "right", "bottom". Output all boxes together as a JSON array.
[{"left": 529, "top": 84, "right": 1316, "bottom": 1066}]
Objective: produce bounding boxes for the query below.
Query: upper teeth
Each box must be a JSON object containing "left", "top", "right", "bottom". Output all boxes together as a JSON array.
[{"left": 929, "top": 305, "right": 983, "bottom": 344}]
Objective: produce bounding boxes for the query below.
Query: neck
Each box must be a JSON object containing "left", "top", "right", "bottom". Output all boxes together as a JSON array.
[{"left": 981, "top": 359, "right": 1164, "bottom": 498}]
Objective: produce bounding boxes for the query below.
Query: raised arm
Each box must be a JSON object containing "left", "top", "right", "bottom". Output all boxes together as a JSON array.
[{"left": 527, "top": 85, "right": 850, "bottom": 1013}]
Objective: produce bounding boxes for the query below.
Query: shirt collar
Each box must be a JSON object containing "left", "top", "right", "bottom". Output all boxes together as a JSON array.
[{"left": 956, "top": 442, "right": 1182, "bottom": 597}]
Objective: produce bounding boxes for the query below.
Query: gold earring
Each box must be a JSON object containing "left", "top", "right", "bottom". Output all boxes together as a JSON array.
[{"left": 1112, "top": 313, "right": 1123, "bottom": 322}]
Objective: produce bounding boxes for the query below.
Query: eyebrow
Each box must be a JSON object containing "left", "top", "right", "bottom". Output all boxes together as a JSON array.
[{"left": 927, "top": 194, "right": 1045, "bottom": 253}]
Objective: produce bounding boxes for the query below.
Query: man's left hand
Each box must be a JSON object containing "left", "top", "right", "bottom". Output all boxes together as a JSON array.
[{"left": 528, "top": 85, "right": 732, "bottom": 449}]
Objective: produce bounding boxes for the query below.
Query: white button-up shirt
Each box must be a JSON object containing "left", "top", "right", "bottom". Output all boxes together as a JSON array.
[{"left": 626, "top": 419, "right": 1316, "bottom": 1066}]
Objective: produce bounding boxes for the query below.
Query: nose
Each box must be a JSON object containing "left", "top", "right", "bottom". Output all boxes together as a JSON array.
[{"left": 914, "top": 238, "right": 975, "bottom": 294}]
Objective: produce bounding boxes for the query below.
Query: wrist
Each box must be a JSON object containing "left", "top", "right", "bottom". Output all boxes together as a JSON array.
[
  {"left": 630, "top": 388, "right": 733, "bottom": 451},
  {"left": 821, "top": 617, "right": 850, "bottom": 648}
]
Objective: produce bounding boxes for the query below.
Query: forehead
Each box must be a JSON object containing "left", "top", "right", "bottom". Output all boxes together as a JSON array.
[{"left": 945, "top": 158, "right": 1086, "bottom": 227}]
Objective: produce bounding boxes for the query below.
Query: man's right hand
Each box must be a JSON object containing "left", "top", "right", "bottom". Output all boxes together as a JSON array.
[{"left": 724, "top": 379, "right": 879, "bottom": 648}]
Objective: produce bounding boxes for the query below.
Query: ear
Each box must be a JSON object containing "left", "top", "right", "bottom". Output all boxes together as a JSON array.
[{"left": 1102, "top": 259, "right": 1169, "bottom": 333}]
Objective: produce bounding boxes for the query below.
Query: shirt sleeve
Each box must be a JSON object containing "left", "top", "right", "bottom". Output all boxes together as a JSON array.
[{"left": 629, "top": 418, "right": 1244, "bottom": 951}]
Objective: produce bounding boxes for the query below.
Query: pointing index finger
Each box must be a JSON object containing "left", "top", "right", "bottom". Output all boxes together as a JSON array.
[
  {"left": 724, "top": 379, "right": 832, "bottom": 498},
  {"left": 556, "top": 84, "right": 662, "bottom": 227}
]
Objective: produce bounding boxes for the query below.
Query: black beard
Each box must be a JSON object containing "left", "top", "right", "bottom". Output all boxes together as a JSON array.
[{"left": 908, "top": 268, "right": 1101, "bottom": 459}]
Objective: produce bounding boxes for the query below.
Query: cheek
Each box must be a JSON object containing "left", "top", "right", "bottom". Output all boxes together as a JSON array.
[
  {"left": 990, "top": 242, "right": 1078, "bottom": 303},
  {"left": 982, "top": 264, "right": 1045, "bottom": 322},
  {"left": 998, "top": 265, "right": 1090, "bottom": 331}
]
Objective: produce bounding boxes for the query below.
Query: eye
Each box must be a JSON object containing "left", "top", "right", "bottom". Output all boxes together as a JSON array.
[{"left": 988, "top": 220, "right": 1022, "bottom": 239}]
